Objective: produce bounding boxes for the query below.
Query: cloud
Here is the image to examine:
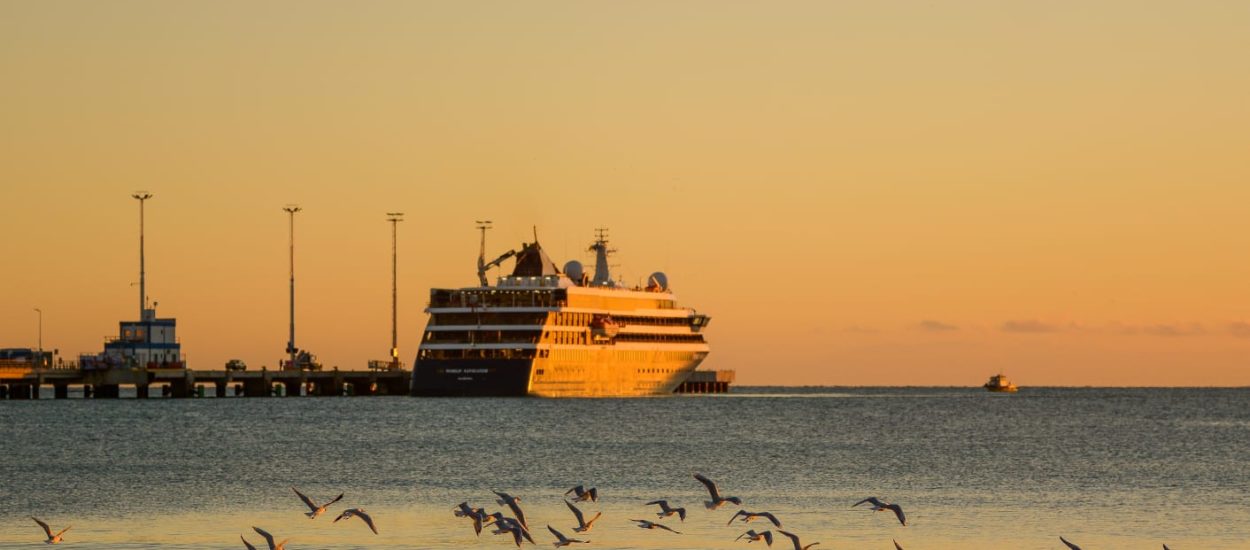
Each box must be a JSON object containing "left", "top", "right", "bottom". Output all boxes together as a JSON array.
[
  {"left": 1000, "top": 319, "right": 1062, "bottom": 333},
  {"left": 1141, "top": 323, "right": 1205, "bottom": 337},
  {"left": 914, "top": 320, "right": 958, "bottom": 332},
  {"left": 1229, "top": 322, "right": 1250, "bottom": 338}
]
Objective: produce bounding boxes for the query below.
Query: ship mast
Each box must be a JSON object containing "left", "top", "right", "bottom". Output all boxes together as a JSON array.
[
  {"left": 476, "top": 220, "right": 492, "bottom": 286},
  {"left": 589, "top": 227, "right": 616, "bottom": 286}
]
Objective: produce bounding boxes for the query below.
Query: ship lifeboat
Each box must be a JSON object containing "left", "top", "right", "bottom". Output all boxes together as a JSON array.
[{"left": 590, "top": 315, "right": 621, "bottom": 342}]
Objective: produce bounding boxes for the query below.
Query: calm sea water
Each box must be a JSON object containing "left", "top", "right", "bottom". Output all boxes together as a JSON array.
[{"left": 1, "top": 387, "right": 1247, "bottom": 549}]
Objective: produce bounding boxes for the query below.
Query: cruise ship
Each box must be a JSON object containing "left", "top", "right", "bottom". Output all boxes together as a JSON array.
[{"left": 410, "top": 228, "right": 711, "bottom": 397}]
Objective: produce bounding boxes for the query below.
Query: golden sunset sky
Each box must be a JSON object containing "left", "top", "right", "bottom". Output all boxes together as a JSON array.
[{"left": 2, "top": 1, "right": 1248, "bottom": 385}]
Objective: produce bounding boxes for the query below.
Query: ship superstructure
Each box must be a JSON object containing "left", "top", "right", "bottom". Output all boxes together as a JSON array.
[{"left": 411, "top": 228, "right": 711, "bottom": 397}]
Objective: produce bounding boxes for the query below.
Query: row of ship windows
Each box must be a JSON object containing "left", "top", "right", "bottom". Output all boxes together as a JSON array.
[
  {"left": 422, "top": 331, "right": 706, "bottom": 345},
  {"left": 429, "top": 312, "right": 695, "bottom": 328},
  {"left": 542, "top": 350, "right": 704, "bottom": 361},
  {"left": 430, "top": 290, "right": 561, "bottom": 309},
  {"left": 418, "top": 349, "right": 536, "bottom": 360},
  {"left": 417, "top": 349, "right": 708, "bottom": 361}
]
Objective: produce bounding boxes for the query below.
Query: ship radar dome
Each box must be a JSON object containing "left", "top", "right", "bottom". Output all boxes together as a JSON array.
[
  {"left": 647, "top": 272, "right": 669, "bottom": 291},
  {"left": 564, "top": 260, "right": 585, "bottom": 283}
]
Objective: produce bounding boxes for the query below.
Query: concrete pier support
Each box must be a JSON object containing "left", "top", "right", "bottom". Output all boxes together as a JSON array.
[
  {"left": 54, "top": 384, "right": 69, "bottom": 399},
  {"left": 242, "top": 377, "right": 270, "bottom": 397},
  {"left": 282, "top": 380, "right": 301, "bottom": 397},
  {"left": 0, "top": 385, "right": 7, "bottom": 399},
  {"left": 136, "top": 384, "right": 150, "bottom": 399},
  {"left": 8, "top": 384, "right": 31, "bottom": 399},
  {"left": 31, "top": 384, "right": 41, "bottom": 399},
  {"left": 215, "top": 382, "right": 227, "bottom": 397},
  {"left": 94, "top": 384, "right": 120, "bottom": 398}
]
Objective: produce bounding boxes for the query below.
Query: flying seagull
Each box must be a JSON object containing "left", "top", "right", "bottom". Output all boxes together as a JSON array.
[
  {"left": 630, "top": 519, "right": 682, "bottom": 534},
  {"left": 292, "top": 487, "right": 344, "bottom": 519},
  {"left": 455, "top": 502, "right": 490, "bottom": 536},
  {"left": 494, "top": 490, "right": 530, "bottom": 530},
  {"left": 548, "top": 525, "right": 590, "bottom": 547},
  {"left": 777, "top": 530, "right": 820, "bottom": 550},
  {"left": 729, "top": 510, "right": 783, "bottom": 528},
  {"left": 492, "top": 517, "right": 534, "bottom": 547},
  {"left": 252, "top": 526, "right": 288, "bottom": 550},
  {"left": 694, "top": 473, "right": 743, "bottom": 510},
  {"left": 31, "top": 517, "right": 70, "bottom": 545},
  {"left": 1060, "top": 536, "right": 1082, "bottom": 550},
  {"left": 646, "top": 499, "right": 688, "bottom": 521},
  {"left": 853, "top": 497, "right": 906, "bottom": 526},
  {"left": 564, "top": 499, "right": 602, "bottom": 532},
  {"left": 736, "top": 529, "right": 775, "bottom": 545},
  {"left": 565, "top": 485, "right": 599, "bottom": 503},
  {"left": 333, "top": 508, "right": 378, "bottom": 534}
]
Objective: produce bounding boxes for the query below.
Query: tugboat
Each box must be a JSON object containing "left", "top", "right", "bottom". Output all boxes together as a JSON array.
[{"left": 983, "top": 374, "right": 1018, "bottom": 393}]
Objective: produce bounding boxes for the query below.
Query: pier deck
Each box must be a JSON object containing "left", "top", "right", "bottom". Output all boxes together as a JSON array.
[{"left": 0, "top": 364, "right": 409, "bottom": 399}]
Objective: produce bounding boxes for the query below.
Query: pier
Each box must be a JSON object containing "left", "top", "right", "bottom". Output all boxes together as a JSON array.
[{"left": 0, "top": 362, "right": 409, "bottom": 399}]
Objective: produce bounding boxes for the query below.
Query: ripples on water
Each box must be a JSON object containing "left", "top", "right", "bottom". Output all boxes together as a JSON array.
[{"left": 1, "top": 387, "right": 1247, "bottom": 549}]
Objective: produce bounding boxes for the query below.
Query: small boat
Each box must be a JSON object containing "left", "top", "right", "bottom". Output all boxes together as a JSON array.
[{"left": 983, "top": 374, "right": 1018, "bottom": 393}]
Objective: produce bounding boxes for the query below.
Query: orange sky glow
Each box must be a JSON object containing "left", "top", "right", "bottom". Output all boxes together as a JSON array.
[{"left": 2, "top": 1, "right": 1249, "bottom": 385}]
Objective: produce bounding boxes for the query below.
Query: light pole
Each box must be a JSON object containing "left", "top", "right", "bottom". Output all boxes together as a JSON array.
[
  {"left": 387, "top": 213, "right": 404, "bottom": 368},
  {"left": 34, "top": 308, "right": 42, "bottom": 367},
  {"left": 283, "top": 205, "right": 301, "bottom": 370},
  {"left": 132, "top": 191, "right": 152, "bottom": 316}
]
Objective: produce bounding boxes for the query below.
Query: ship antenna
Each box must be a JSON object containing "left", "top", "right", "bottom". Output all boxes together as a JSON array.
[
  {"left": 533, "top": 225, "right": 539, "bottom": 243},
  {"left": 476, "top": 220, "right": 492, "bottom": 286}
]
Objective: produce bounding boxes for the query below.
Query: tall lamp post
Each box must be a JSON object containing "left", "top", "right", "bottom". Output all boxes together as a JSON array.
[
  {"left": 387, "top": 213, "right": 404, "bottom": 369},
  {"left": 132, "top": 192, "right": 152, "bottom": 316},
  {"left": 283, "top": 205, "right": 302, "bottom": 370},
  {"left": 34, "top": 308, "right": 42, "bottom": 367}
]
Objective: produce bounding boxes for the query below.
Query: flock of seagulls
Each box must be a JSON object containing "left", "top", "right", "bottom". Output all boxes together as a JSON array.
[
  {"left": 24, "top": 479, "right": 1182, "bottom": 548},
  {"left": 237, "top": 487, "right": 377, "bottom": 549},
  {"left": 448, "top": 474, "right": 855, "bottom": 548}
]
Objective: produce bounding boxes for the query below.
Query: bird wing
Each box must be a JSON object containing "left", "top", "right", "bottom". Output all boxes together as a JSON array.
[
  {"left": 565, "top": 499, "right": 586, "bottom": 525},
  {"left": 588, "top": 487, "right": 598, "bottom": 501},
  {"left": 326, "top": 493, "right": 345, "bottom": 506},
  {"left": 694, "top": 473, "right": 721, "bottom": 499},
  {"left": 508, "top": 527, "right": 523, "bottom": 547},
  {"left": 894, "top": 539, "right": 904, "bottom": 550},
  {"left": 547, "top": 525, "right": 565, "bottom": 541},
  {"left": 777, "top": 530, "right": 802, "bottom": 550},
  {"left": 853, "top": 497, "right": 882, "bottom": 508},
  {"left": 332, "top": 510, "right": 350, "bottom": 523},
  {"left": 54, "top": 526, "right": 71, "bottom": 538},
  {"left": 645, "top": 500, "right": 665, "bottom": 507},
  {"left": 1060, "top": 536, "right": 1082, "bottom": 550},
  {"left": 355, "top": 509, "right": 378, "bottom": 534},
  {"left": 728, "top": 510, "right": 747, "bottom": 525},
  {"left": 509, "top": 502, "right": 528, "bottom": 529},
  {"left": 31, "top": 517, "right": 53, "bottom": 538},
  {"left": 763, "top": 531, "right": 774, "bottom": 545},
  {"left": 240, "top": 535, "right": 258, "bottom": 550},
  {"left": 585, "top": 511, "right": 601, "bottom": 528},
  {"left": 761, "top": 512, "right": 782, "bottom": 527},
  {"left": 565, "top": 485, "right": 580, "bottom": 497},
  {"left": 676, "top": 507, "right": 686, "bottom": 521},
  {"left": 657, "top": 523, "right": 681, "bottom": 534},
  {"left": 292, "top": 488, "right": 317, "bottom": 512},
  {"left": 886, "top": 504, "right": 906, "bottom": 526},
  {"left": 252, "top": 526, "right": 276, "bottom": 550},
  {"left": 472, "top": 515, "right": 483, "bottom": 536}
]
